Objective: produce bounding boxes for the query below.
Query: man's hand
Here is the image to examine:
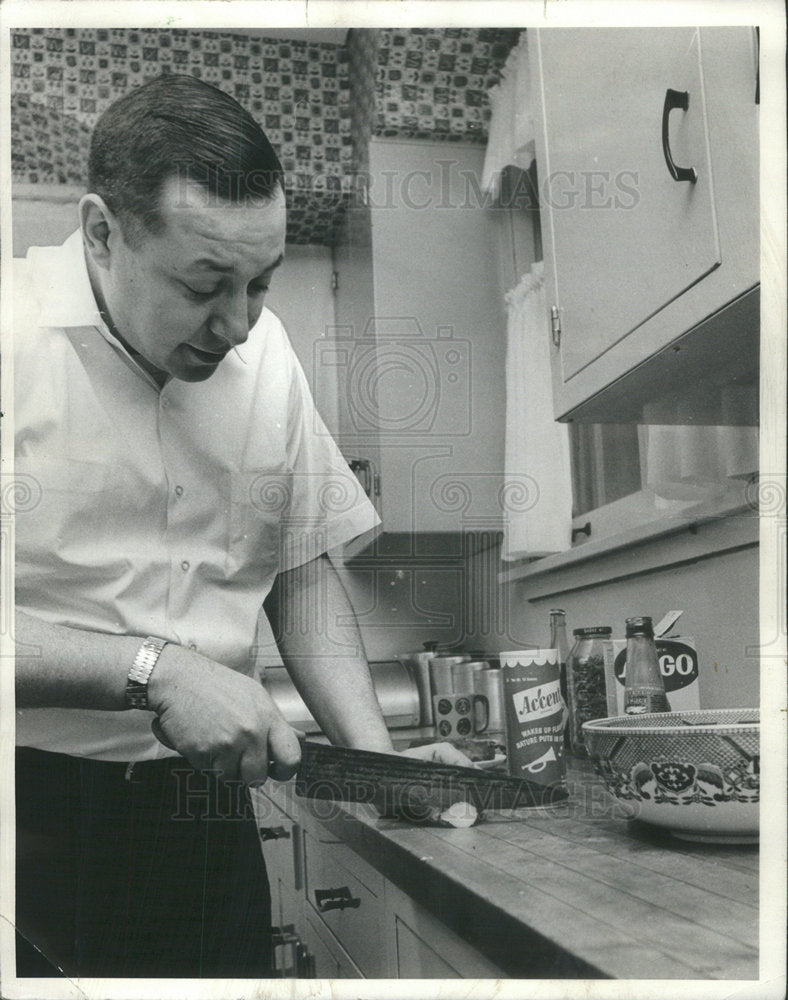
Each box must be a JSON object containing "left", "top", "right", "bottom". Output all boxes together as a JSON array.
[
  {"left": 147, "top": 644, "right": 302, "bottom": 785},
  {"left": 395, "top": 741, "right": 476, "bottom": 768}
]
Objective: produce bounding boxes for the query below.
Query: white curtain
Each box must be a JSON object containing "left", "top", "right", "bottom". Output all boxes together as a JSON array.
[
  {"left": 482, "top": 31, "right": 573, "bottom": 559},
  {"left": 503, "top": 264, "right": 573, "bottom": 559},
  {"left": 481, "top": 33, "right": 535, "bottom": 198}
]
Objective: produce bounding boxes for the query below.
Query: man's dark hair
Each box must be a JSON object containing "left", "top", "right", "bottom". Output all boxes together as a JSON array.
[{"left": 88, "top": 73, "right": 285, "bottom": 242}]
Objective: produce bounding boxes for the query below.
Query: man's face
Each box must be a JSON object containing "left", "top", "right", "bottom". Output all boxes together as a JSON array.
[{"left": 99, "top": 176, "right": 287, "bottom": 382}]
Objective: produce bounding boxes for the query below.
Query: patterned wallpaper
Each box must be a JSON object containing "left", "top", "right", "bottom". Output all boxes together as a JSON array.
[
  {"left": 10, "top": 27, "right": 352, "bottom": 245},
  {"left": 374, "top": 27, "right": 520, "bottom": 142},
  {"left": 346, "top": 29, "right": 379, "bottom": 177},
  {"left": 10, "top": 26, "right": 519, "bottom": 246}
]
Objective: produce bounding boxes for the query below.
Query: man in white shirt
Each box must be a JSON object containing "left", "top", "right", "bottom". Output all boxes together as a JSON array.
[{"left": 13, "top": 73, "right": 465, "bottom": 978}]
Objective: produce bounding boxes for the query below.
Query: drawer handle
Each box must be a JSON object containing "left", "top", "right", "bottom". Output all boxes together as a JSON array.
[
  {"left": 270, "top": 924, "right": 307, "bottom": 977},
  {"left": 314, "top": 886, "right": 361, "bottom": 913},
  {"left": 661, "top": 88, "right": 698, "bottom": 183},
  {"left": 259, "top": 825, "right": 290, "bottom": 842}
]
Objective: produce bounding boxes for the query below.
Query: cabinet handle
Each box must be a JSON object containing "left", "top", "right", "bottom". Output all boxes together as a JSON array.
[
  {"left": 270, "top": 923, "right": 300, "bottom": 976},
  {"left": 348, "top": 458, "right": 374, "bottom": 497},
  {"left": 258, "top": 825, "right": 290, "bottom": 842},
  {"left": 661, "top": 89, "right": 698, "bottom": 183},
  {"left": 314, "top": 886, "right": 361, "bottom": 912},
  {"left": 571, "top": 521, "right": 592, "bottom": 543}
]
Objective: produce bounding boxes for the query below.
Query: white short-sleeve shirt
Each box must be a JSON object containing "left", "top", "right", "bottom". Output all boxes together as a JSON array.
[{"left": 13, "top": 231, "right": 379, "bottom": 761}]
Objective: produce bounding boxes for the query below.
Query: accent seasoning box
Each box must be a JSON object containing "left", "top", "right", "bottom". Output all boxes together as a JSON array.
[{"left": 602, "top": 611, "right": 701, "bottom": 714}]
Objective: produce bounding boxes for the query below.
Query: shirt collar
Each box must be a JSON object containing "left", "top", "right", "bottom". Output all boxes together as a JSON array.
[{"left": 37, "top": 230, "right": 105, "bottom": 329}]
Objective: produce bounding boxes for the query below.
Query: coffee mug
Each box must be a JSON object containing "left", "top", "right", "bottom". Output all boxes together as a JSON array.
[{"left": 432, "top": 692, "right": 489, "bottom": 739}]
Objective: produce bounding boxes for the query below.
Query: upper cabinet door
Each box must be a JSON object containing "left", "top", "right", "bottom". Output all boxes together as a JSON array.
[{"left": 536, "top": 27, "right": 721, "bottom": 383}]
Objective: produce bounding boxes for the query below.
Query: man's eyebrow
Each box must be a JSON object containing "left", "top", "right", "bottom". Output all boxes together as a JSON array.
[{"left": 190, "top": 254, "right": 285, "bottom": 275}]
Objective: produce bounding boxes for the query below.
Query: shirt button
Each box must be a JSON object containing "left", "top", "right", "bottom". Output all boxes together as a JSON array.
[
  {"left": 181, "top": 560, "right": 190, "bottom": 572},
  {"left": 188, "top": 642, "right": 197, "bottom": 651},
  {"left": 174, "top": 485, "right": 184, "bottom": 497}
]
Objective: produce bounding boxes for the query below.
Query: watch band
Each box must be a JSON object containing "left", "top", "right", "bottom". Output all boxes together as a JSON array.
[{"left": 126, "top": 636, "right": 168, "bottom": 710}]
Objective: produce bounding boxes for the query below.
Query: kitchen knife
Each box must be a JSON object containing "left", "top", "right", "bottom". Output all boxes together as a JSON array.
[{"left": 294, "top": 740, "right": 568, "bottom": 814}]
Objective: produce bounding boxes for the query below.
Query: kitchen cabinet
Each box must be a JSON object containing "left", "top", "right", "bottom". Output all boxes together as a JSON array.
[
  {"left": 251, "top": 752, "right": 758, "bottom": 981},
  {"left": 250, "top": 782, "right": 507, "bottom": 979},
  {"left": 531, "top": 27, "right": 759, "bottom": 422},
  {"left": 330, "top": 137, "right": 508, "bottom": 538}
]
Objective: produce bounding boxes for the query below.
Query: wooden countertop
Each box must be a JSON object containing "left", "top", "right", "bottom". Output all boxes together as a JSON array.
[{"left": 264, "top": 751, "right": 759, "bottom": 981}]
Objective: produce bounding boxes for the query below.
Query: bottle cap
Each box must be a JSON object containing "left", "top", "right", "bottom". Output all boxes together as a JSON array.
[
  {"left": 625, "top": 616, "right": 654, "bottom": 637},
  {"left": 573, "top": 626, "right": 612, "bottom": 637}
]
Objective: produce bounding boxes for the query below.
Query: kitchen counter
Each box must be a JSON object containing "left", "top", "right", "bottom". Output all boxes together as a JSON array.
[{"left": 263, "top": 749, "right": 759, "bottom": 980}]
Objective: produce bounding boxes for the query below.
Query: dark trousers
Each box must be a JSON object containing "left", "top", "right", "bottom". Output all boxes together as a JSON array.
[{"left": 15, "top": 747, "right": 272, "bottom": 978}]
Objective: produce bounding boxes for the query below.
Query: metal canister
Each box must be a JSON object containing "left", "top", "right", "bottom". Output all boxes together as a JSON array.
[
  {"left": 473, "top": 667, "right": 506, "bottom": 742},
  {"left": 429, "top": 655, "right": 470, "bottom": 697},
  {"left": 451, "top": 660, "right": 483, "bottom": 692},
  {"left": 399, "top": 642, "right": 439, "bottom": 726}
]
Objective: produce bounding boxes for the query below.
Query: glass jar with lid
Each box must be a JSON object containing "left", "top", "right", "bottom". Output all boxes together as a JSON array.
[{"left": 566, "top": 626, "right": 612, "bottom": 754}]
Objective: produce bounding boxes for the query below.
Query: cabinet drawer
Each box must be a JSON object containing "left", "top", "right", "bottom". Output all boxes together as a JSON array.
[{"left": 303, "top": 830, "right": 388, "bottom": 978}]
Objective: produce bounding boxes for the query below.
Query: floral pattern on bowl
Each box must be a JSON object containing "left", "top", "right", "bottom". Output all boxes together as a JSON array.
[{"left": 582, "top": 709, "right": 759, "bottom": 843}]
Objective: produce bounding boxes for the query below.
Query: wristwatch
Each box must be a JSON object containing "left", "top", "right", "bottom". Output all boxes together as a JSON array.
[{"left": 126, "top": 636, "right": 169, "bottom": 710}]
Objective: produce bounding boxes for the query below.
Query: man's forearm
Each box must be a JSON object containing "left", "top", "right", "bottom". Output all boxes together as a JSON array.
[
  {"left": 15, "top": 610, "right": 143, "bottom": 709},
  {"left": 264, "top": 555, "right": 394, "bottom": 752},
  {"left": 14, "top": 609, "right": 303, "bottom": 781}
]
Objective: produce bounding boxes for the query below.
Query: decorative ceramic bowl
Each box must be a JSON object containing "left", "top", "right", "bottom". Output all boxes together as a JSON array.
[{"left": 582, "top": 709, "right": 759, "bottom": 843}]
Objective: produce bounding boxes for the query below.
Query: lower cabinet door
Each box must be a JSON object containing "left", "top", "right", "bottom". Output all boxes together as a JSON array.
[
  {"left": 387, "top": 883, "right": 506, "bottom": 979},
  {"left": 304, "top": 912, "right": 363, "bottom": 979}
]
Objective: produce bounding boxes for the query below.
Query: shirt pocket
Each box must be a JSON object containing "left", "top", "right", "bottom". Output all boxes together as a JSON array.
[{"left": 226, "top": 469, "right": 292, "bottom": 581}]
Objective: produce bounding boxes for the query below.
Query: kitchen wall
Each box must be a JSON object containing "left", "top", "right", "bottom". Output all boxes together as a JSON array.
[
  {"left": 262, "top": 249, "right": 487, "bottom": 666},
  {"left": 462, "top": 535, "right": 760, "bottom": 710}
]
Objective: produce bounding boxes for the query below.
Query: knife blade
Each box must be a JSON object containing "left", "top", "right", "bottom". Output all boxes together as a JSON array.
[{"left": 294, "top": 740, "right": 568, "bottom": 814}]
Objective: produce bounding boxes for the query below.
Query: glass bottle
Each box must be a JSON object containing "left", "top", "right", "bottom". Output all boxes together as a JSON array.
[
  {"left": 549, "top": 609, "right": 571, "bottom": 745},
  {"left": 623, "top": 616, "right": 671, "bottom": 714},
  {"left": 566, "top": 626, "right": 612, "bottom": 754}
]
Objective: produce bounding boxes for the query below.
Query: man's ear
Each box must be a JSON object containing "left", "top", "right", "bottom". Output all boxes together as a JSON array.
[{"left": 79, "top": 194, "right": 119, "bottom": 270}]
